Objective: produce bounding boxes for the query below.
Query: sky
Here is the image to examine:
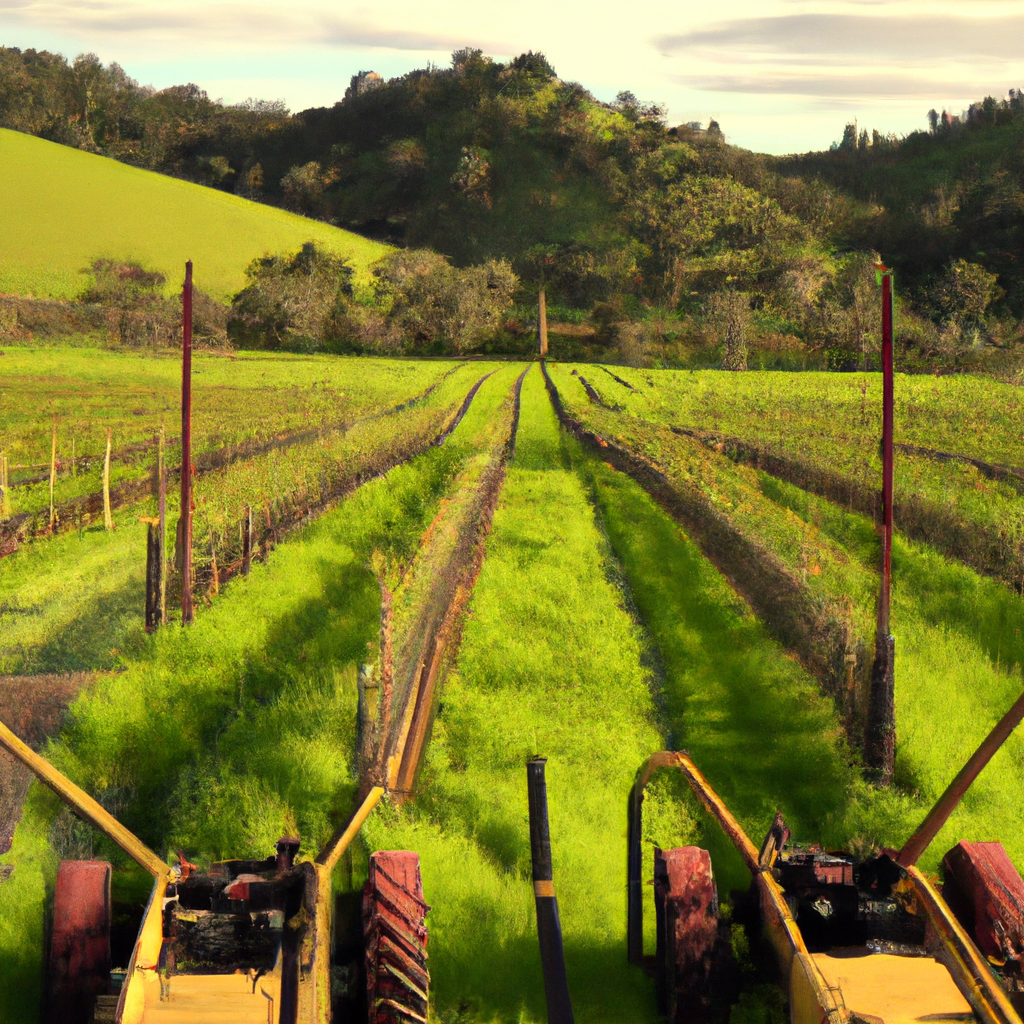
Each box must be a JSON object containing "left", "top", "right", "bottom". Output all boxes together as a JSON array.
[{"left": 3, "top": 0, "right": 1024, "bottom": 154}]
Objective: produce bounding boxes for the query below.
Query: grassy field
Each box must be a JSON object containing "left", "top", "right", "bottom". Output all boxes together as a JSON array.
[
  {"left": 0, "top": 128, "right": 390, "bottom": 302},
  {"left": 588, "top": 367, "right": 1024, "bottom": 469},
  {"left": 365, "top": 366, "right": 666, "bottom": 1022},
  {"left": 577, "top": 365, "right": 1024, "bottom": 588},
  {"left": 4, "top": 354, "right": 1024, "bottom": 1022},
  {"left": 550, "top": 363, "right": 1024, "bottom": 872},
  {"left": 0, "top": 361, "right": 487, "bottom": 676},
  {"left": 2, "top": 347, "right": 454, "bottom": 517},
  {"left": 0, "top": 365, "right": 524, "bottom": 1022}
]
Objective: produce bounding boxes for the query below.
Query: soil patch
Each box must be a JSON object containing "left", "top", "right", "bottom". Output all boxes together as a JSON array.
[{"left": 0, "top": 672, "right": 93, "bottom": 855}]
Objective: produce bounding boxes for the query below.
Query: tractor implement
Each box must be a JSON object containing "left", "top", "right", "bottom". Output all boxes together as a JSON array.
[
  {"left": 629, "top": 749, "right": 1024, "bottom": 1024},
  {"left": 0, "top": 714, "right": 428, "bottom": 1024}
]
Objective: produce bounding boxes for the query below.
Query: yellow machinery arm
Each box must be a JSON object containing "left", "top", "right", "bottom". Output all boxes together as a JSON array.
[{"left": 0, "top": 716, "right": 171, "bottom": 880}]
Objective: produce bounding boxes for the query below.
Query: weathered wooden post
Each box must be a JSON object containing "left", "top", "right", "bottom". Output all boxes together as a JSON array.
[
  {"left": 179, "top": 261, "right": 194, "bottom": 625},
  {"left": 144, "top": 520, "right": 160, "bottom": 632},
  {"left": 526, "top": 758, "right": 575, "bottom": 1024},
  {"left": 209, "top": 536, "right": 219, "bottom": 597},
  {"left": 0, "top": 453, "right": 8, "bottom": 517},
  {"left": 242, "top": 504, "right": 252, "bottom": 575},
  {"left": 48, "top": 415, "right": 57, "bottom": 531},
  {"left": 539, "top": 287, "right": 549, "bottom": 358},
  {"left": 866, "top": 265, "right": 895, "bottom": 783},
  {"left": 101, "top": 428, "right": 113, "bottom": 532}
]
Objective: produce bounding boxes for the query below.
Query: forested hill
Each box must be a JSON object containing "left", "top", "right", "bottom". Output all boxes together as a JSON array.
[
  {"left": 775, "top": 96, "right": 1024, "bottom": 320},
  {"left": 3, "top": 43, "right": 1023, "bottom": 373}
]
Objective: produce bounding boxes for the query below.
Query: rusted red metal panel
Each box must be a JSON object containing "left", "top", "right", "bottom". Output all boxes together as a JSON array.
[
  {"left": 942, "top": 841, "right": 1024, "bottom": 968},
  {"left": 363, "top": 851, "right": 430, "bottom": 1023},
  {"left": 46, "top": 860, "right": 111, "bottom": 1024},
  {"left": 654, "top": 846, "right": 718, "bottom": 1023}
]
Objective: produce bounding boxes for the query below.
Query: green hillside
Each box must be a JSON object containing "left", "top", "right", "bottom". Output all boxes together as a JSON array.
[{"left": 0, "top": 128, "right": 390, "bottom": 303}]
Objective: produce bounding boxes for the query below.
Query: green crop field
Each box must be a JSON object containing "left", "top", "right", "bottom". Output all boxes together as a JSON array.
[
  {"left": 0, "top": 128, "right": 390, "bottom": 302},
  {"left": 2, "top": 352, "right": 1024, "bottom": 1023}
]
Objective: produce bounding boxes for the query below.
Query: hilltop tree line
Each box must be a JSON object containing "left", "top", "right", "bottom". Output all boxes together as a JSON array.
[{"left": 3, "top": 44, "right": 1024, "bottom": 372}]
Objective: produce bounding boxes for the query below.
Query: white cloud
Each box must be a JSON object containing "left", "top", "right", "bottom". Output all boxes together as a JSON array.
[{"left": 4, "top": 0, "right": 1024, "bottom": 151}]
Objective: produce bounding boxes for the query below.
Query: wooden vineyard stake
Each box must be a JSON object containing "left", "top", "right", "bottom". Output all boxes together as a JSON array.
[
  {"left": 157, "top": 427, "right": 167, "bottom": 625},
  {"left": 102, "top": 428, "right": 113, "bottom": 531},
  {"left": 539, "top": 286, "right": 549, "bottom": 358},
  {"left": 179, "top": 261, "right": 194, "bottom": 625},
  {"left": 242, "top": 504, "right": 252, "bottom": 575},
  {"left": 867, "top": 264, "right": 895, "bottom": 784},
  {"left": 209, "top": 537, "right": 219, "bottom": 597},
  {"left": 48, "top": 416, "right": 57, "bottom": 531},
  {"left": 0, "top": 453, "right": 8, "bottom": 518},
  {"left": 144, "top": 520, "right": 160, "bottom": 632}
]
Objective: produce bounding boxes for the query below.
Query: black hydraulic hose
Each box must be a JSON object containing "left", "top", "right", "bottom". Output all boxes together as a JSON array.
[{"left": 526, "top": 758, "right": 576, "bottom": 1024}]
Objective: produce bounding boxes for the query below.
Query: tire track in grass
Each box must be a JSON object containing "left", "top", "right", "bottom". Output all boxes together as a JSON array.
[
  {"left": 578, "top": 455, "right": 913, "bottom": 884},
  {"left": 375, "top": 369, "right": 527, "bottom": 799},
  {"left": 543, "top": 361, "right": 875, "bottom": 742},
  {"left": 364, "top": 365, "right": 664, "bottom": 1024}
]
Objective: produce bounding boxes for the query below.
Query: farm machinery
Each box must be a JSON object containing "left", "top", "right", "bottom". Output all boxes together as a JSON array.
[
  {"left": 4, "top": 675, "right": 1024, "bottom": 1024},
  {"left": 0, "top": 714, "right": 429, "bottom": 1024},
  {"left": 628, "top": 751, "right": 1024, "bottom": 1024}
]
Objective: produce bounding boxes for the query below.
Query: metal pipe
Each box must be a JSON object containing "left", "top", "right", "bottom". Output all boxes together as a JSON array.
[
  {"left": 628, "top": 751, "right": 678, "bottom": 964},
  {"left": 906, "top": 865, "right": 1022, "bottom": 1024},
  {"left": 867, "top": 265, "right": 896, "bottom": 783},
  {"left": 880, "top": 268, "right": 894, "bottom": 635},
  {"left": 180, "top": 260, "right": 194, "bottom": 625},
  {"left": 898, "top": 685, "right": 1024, "bottom": 867},
  {"left": 527, "top": 758, "right": 575, "bottom": 1024},
  {"left": 314, "top": 785, "right": 385, "bottom": 873},
  {"left": 0, "top": 716, "right": 170, "bottom": 879}
]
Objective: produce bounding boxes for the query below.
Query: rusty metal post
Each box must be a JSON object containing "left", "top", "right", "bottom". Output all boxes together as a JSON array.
[
  {"left": 867, "top": 266, "right": 895, "bottom": 783},
  {"left": 897, "top": 685, "right": 1024, "bottom": 867},
  {"left": 180, "top": 261, "right": 194, "bottom": 625},
  {"left": 527, "top": 758, "right": 575, "bottom": 1024},
  {"left": 157, "top": 427, "right": 167, "bottom": 625},
  {"left": 539, "top": 287, "right": 549, "bottom": 358}
]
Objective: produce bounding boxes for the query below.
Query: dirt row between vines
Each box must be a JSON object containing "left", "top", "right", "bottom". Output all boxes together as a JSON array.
[
  {"left": 0, "top": 365, "right": 464, "bottom": 558},
  {"left": 360, "top": 369, "right": 528, "bottom": 801}
]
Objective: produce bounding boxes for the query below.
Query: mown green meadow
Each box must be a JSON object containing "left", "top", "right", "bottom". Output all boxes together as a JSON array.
[{"left": 0, "top": 128, "right": 390, "bottom": 302}]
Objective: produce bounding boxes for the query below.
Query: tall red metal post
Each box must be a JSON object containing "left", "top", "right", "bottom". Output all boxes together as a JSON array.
[
  {"left": 866, "top": 266, "right": 895, "bottom": 783},
  {"left": 180, "top": 261, "right": 194, "bottom": 625}
]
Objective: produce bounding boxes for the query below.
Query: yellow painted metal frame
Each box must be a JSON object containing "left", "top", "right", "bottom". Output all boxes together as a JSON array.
[
  {"left": 630, "top": 752, "right": 1023, "bottom": 1024},
  {"left": 115, "top": 875, "right": 168, "bottom": 1024}
]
